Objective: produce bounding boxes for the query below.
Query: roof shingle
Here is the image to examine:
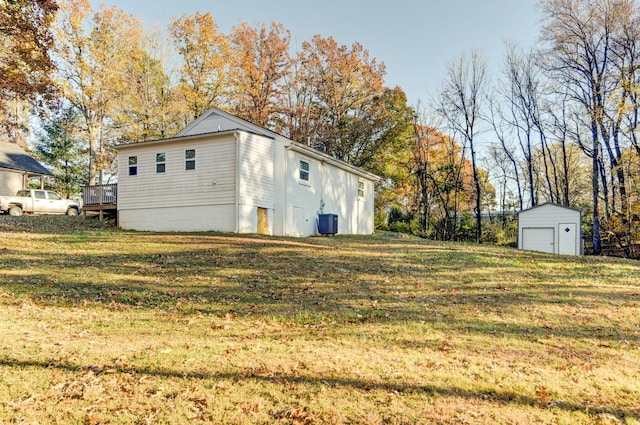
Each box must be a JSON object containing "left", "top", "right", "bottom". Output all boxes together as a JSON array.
[{"left": 0, "top": 142, "right": 51, "bottom": 175}]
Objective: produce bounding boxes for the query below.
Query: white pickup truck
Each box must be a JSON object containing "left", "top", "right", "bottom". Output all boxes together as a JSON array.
[{"left": 0, "top": 189, "right": 82, "bottom": 216}]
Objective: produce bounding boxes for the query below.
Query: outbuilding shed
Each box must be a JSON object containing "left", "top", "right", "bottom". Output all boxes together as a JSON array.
[{"left": 517, "top": 203, "right": 582, "bottom": 256}]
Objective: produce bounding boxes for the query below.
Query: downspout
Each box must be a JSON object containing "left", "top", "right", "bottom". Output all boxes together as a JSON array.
[
  {"left": 284, "top": 144, "right": 293, "bottom": 236},
  {"left": 320, "top": 160, "right": 325, "bottom": 214},
  {"left": 319, "top": 160, "right": 325, "bottom": 236},
  {"left": 235, "top": 131, "right": 241, "bottom": 233}
]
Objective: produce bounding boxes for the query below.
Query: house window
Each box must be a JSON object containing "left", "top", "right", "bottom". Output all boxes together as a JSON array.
[
  {"left": 185, "top": 149, "right": 196, "bottom": 170},
  {"left": 128, "top": 156, "right": 138, "bottom": 176},
  {"left": 299, "top": 160, "right": 309, "bottom": 182},
  {"left": 156, "top": 152, "right": 166, "bottom": 173},
  {"left": 358, "top": 180, "right": 364, "bottom": 198}
]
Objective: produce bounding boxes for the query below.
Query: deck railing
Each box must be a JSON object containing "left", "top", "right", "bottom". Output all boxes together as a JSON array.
[{"left": 83, "top": 183, "right": 117, "bottom": 206}]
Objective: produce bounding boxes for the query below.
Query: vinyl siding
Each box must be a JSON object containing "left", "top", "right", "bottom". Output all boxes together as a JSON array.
[
  {"left": 238, "top": 133, "right": 275, "bottom": 208},
  {"left": 118, "top": 137, "right": 236, "bottom": 211}
]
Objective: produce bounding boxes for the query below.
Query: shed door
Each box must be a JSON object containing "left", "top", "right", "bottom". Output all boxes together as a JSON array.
[
  {"left": 558, "top": 223, "right": 577, "bottom": 255},
  {"left": 522, "top": 227, "right": 554, "bottom": 254}
]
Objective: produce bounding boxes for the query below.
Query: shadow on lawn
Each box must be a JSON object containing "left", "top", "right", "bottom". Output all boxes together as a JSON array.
[
  {"left": 1, "top": 232, "right": 639, "bottom": 341},
  {"left": 0, "top": 356, "right": 637, "bottom": 421}
]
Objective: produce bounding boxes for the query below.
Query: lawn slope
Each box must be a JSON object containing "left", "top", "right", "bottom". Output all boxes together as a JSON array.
[{"left": 0, "top": 216, "right": 638, "bottom": 424}]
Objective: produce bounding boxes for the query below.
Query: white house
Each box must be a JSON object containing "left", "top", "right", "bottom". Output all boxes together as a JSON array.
[
  {"left": 115, "top": 107, "right": 379, "bottom": 236},
  {"left": 518, "top": 203, "right": 582, "bottom": 256},
  {"left": 0, "top": 141, "right": 50, "bottom": 194}
]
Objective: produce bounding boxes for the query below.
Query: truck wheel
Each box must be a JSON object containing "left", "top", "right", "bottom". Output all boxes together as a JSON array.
[
  {"left": 66, "top": 208, "right": 79, "bottom": 216},
  {"left": 8, "top": 206, "right": 22, "bottom": 216}
]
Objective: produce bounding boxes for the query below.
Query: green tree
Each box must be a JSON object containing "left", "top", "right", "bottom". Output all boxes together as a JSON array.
[
  {"left": 114, "top": 39, "right": 180, "bottom": 142},
  {"left": 35, "top": 109, "right": 87, "bottom": 197}
]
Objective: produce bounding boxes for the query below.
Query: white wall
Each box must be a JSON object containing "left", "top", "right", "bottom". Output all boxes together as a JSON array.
[
  {"left": 116, "top": 128, "right": 377, "bottom": 236},
  {"left": 119, "top": 204, "right": 235, "bottom": 232},
  {"left": 283, "top": 148, "right": 376, "bottom": 237},
  {"left": 237, "top": 133, "right": 275, "bottom": 234},
  {"left": 0, "top": 170, "right": 23, "bottom": 195},
  {"left": 518, "top": 204, "right": 581, "bottom": 255}
]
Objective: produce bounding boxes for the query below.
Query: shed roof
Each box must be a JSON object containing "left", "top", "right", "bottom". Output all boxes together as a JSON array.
[
  {"left": 517, "top": 202, "right": 581, "bottom": 216},
  {"left": 0, "top": 142, "right": 51, "bottom": 175}
]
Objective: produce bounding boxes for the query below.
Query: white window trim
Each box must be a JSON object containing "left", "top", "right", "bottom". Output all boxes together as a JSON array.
[
  {"left": 156, "top": 152, "right": 166, "bottom": 173},
  {"left": 128, "top": 156, "right": 138, "bottom": 176},
  {"left": 299, "top": 159, "right": 310, "bottom": 185},
  {"left": 185, "top": 149, "right": 196, "bottom": 171}
]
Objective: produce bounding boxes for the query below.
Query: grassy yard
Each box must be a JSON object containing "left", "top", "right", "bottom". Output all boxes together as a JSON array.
[{"left": 0, "top": 216, "right": 638, "bottom": 424}]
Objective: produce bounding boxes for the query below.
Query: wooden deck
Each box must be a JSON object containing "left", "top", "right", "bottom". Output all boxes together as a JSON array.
[{"left": 82, "top": 184, "right": 117, "bottom": 219}]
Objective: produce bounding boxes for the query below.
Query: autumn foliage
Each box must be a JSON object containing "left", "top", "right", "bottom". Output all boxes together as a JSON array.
[
  {"left": 5, "top": 1, "right": 495, "bottom": 241},
  {"left": 0, "top": 0, "right": 58, "bottom": 142}
]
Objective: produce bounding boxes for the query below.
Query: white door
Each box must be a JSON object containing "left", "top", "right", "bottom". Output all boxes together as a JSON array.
[
  {"left": 558, "top": 223, "right": 577, "bottom": 255},
  {"left": 291, "top": 206, "right": 306, "bottom": 236},
  {"left": 522, "top": 227, "right": 555, "bottom": 253}
]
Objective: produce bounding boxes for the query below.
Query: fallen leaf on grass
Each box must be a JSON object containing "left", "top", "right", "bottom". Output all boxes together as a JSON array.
[
  {"left": 272, "top": 407, "right": 316, "bottom": 425},
  {"left": 535, "top": 386, "right": 550, "bottom": 403}
]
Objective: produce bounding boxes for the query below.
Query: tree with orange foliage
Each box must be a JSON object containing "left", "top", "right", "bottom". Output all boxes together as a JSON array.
[
  {"left": 54, "top": 0, "right": 143, "bottom": 184},
  {"left": 228, "top": 21, "right": 291, "bottom": 127},
  {"left": 170, "top": 12, "right": 230, "bottom": 124},
  {"left": 437, "top": 51, "right": 488, "bottom": 243},
  {"left": 413, "top": 125, "right": 477, "bottom": 240},
  {"left": 282, "top": 35, "right": 386, "bottom": 158},
  {"left": 0, "top": 0, "right": 58, "bottom": 143}
]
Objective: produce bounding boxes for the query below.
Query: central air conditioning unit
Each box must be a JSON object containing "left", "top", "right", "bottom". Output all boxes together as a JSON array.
[{"left": 317, "top": 213, "right": 338, "bottom": 236}]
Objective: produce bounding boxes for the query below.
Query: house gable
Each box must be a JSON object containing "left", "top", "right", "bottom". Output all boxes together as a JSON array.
[{"left": 177, "top": 108, "right": 276, "bottom": 139}]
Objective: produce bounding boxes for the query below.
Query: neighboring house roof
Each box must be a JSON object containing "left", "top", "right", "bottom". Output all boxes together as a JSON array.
[
  {"left": 0, "top": 142, "right": 51, "bottom": 175},
  {"left": 117, "top": 107, "right": 381, "bottom": 182},
  {"left": 517, "top": 202, "right": 582, "bottom": 215}
]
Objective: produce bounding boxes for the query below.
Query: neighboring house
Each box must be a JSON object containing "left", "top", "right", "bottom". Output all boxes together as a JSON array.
[
  {"left": 518, "top": 203, "right": 582, "bottom": 256},
  {"left": 0, "top": 141, "right": 51, "bottom": 195},
  {"left": 115, "top": 107, "right": 379, "bottom": 236}
]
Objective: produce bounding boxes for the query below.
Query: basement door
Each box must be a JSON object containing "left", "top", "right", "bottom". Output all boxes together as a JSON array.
[
  {"left": 558, "top": 223, "right": 577, "bottom": 255},
  {"left": 522, "top": 227, "right": 555, "bottom": 254},
  {"left": 257, "top": 207, "right": 269, "bottom": 235}
]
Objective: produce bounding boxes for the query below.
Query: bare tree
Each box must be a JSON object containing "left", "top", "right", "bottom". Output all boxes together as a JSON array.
[
  {"left": 437, "top": 51, "right": 488, "bottom": 243},
  {"left": 487, "top": 97, "right": 523, "bottom": 210},
  {"left": 539, "top": 0, "right": 621, "bottom": 254}
]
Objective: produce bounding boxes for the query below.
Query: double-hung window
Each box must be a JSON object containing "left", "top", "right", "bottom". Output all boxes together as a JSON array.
[
  {"left": 358, "top": 180, "right": 364, "bottom": 198},
  {"left": 299, "top": 160, "right": 309, "bottom": 183},
  {"left": 128, "top": 156, "right": 138, "bottom": 176},
  {"left": 156, "top": 153, "right": 166, "bottom": 173},
  {"left": 185, "top": 149, "right": 196, "bottom": 170}
]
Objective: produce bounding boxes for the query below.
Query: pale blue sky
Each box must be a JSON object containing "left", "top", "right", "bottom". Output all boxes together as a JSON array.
[{"left": 97, "top": 0, "right": 541, "bottom": 105}]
